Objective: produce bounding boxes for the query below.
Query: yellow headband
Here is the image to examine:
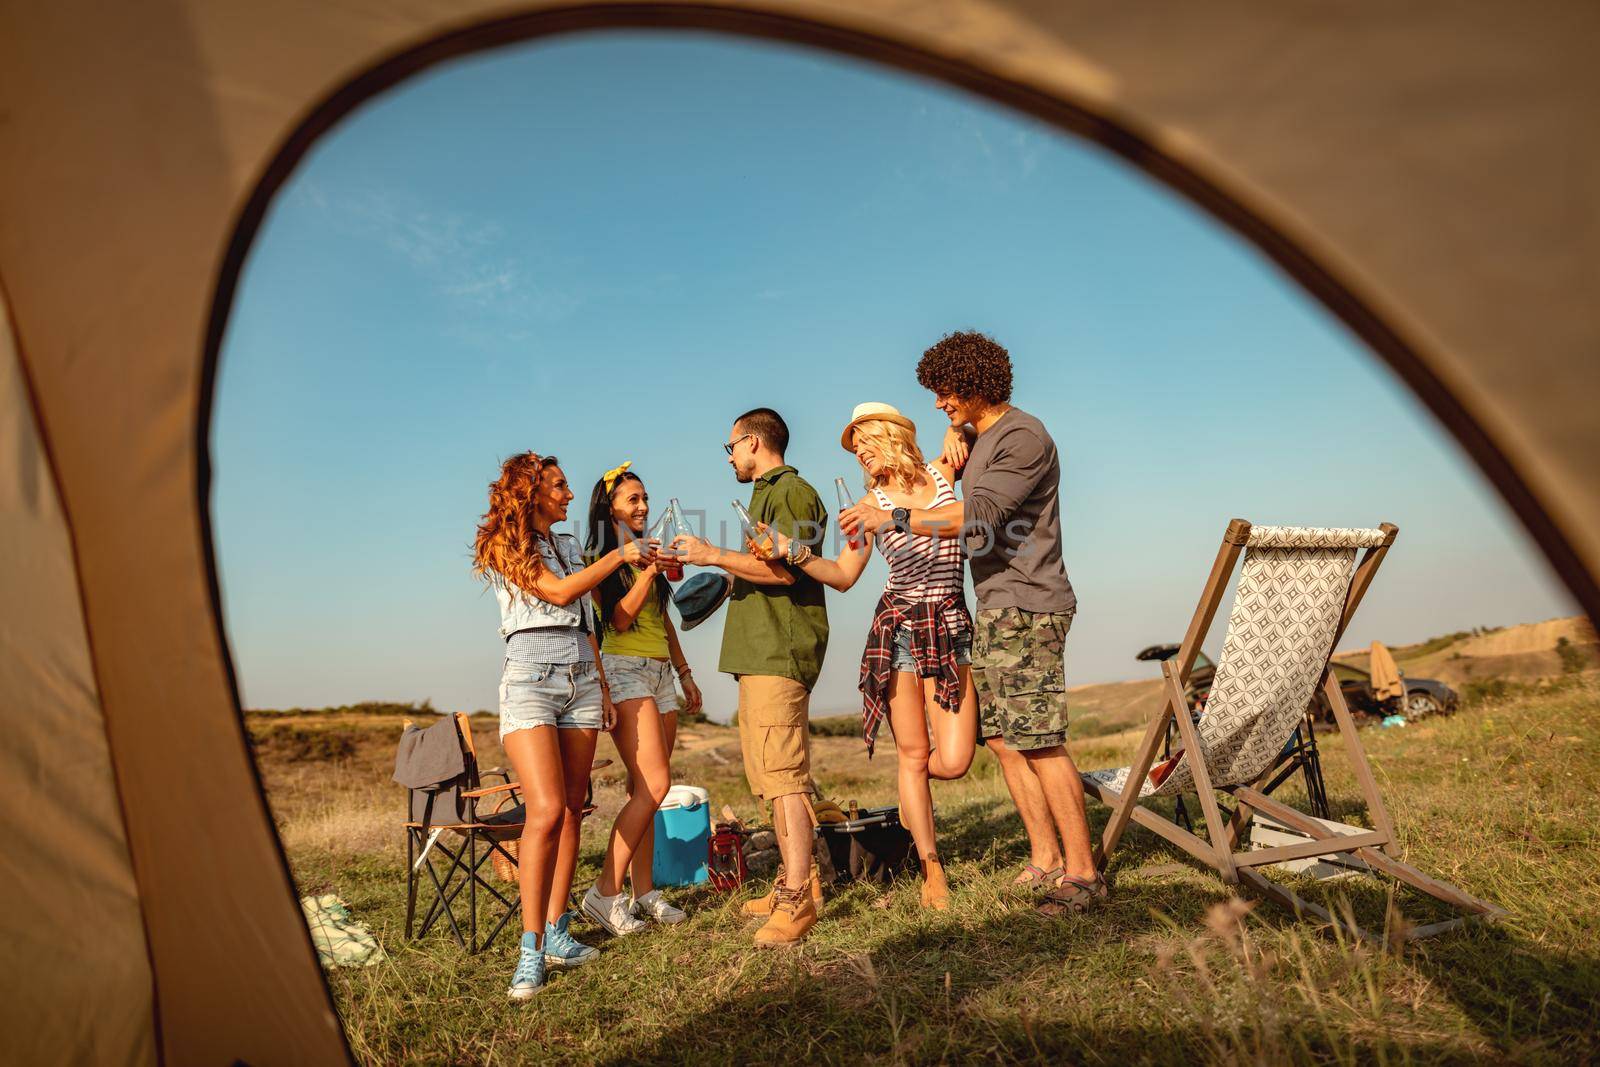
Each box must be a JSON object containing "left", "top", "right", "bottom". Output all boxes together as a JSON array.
[{"left": 602, "top": 460, "right": 633, "bottom": 493}]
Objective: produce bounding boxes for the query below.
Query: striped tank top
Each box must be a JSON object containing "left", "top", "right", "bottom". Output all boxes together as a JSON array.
[{"left": 873, "top": 464, "right": 969, "bottom": 632}]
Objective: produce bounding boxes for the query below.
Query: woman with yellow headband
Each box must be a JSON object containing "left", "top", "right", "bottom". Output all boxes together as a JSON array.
[{"left": 580, "top": 462, "right": 704, "bottom": 935}]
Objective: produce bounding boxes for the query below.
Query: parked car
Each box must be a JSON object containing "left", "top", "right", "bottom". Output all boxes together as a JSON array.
[{"left": 1320, "top": 661, "right": 1458, "bottom": 720}]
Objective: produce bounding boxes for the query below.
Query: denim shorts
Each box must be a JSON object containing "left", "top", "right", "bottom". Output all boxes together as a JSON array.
[
  {"left": 889, "top": 625, "right": 973, "bottom": 673},
  {"left": 499, "top": 658, "right": 604, "bottom": 739},
  {"left": 600, "top": 653, "right": 681, "bottom": 713}
]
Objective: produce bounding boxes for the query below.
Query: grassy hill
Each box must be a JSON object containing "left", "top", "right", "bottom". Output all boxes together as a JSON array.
[
  {"left": 257, "top": 670, "right": 1600, "bottom": 1063},
  {"left": 1333, "top": 615, "right": 1598, "bottom": 686}
]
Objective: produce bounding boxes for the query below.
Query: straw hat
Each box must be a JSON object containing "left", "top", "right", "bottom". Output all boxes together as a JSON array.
[{"left": 840, "top": 401, "right": 917, "bottom": 451}]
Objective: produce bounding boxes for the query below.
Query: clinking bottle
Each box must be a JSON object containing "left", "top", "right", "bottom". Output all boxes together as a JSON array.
[
  {"left": 652, "top": 499, "right": 687, "bottom": 581},
  {"left": 732, "top": 499, "right": 775, "bottom": 559},
  {"left": 834, "top": 477, "right": 861, "bottom": 551}
]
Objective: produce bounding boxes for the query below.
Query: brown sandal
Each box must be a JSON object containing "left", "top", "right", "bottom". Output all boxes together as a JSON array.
[
  {"left": 1037, "top": 873, "right": 1109, "bottom": 916},
  {"left": 1012, "top": 863, "right": 1063, "bottom": 892}
]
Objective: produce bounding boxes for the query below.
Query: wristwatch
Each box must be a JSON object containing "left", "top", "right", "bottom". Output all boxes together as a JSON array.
[{"left": 891, "top": 506, "right": 911, "bottom": 530}]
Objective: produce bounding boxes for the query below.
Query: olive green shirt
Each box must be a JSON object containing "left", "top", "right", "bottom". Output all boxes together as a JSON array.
[{"left": 717, "top": 465, "right": 830, "bottom": 690}]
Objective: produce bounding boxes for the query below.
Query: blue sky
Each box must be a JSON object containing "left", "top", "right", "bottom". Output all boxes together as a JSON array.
[{"left": 213, "top": 31, "right": 1575, "bottom": 719}]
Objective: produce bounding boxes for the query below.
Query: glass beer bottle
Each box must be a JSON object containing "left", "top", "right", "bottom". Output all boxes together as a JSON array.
[
  {"left": 646, "top": 506, "right": 681, "bottom": 582},
  {"left": 834, "top": 477, "right": 861, "bottom": 551},
  {"left": 732, "top": 500, "right": 775, "bottom": 559},
  {"left": 660, "top": 499, "right": 688, "bottom": 581}
]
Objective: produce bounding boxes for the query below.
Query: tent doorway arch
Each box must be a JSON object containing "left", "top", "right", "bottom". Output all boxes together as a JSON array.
[{"left": 4, "top": 3, "right": 1595, "bottom": 1063}]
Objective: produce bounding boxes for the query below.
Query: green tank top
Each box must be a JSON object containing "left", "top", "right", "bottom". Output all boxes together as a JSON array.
[{"left": 601, "top": 567, "right": 670, "bottom": 659}]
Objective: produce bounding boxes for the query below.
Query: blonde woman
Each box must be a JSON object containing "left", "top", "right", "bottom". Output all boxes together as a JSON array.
[{"left": 759, "top": 402, "right": 977, "bottom": 909}]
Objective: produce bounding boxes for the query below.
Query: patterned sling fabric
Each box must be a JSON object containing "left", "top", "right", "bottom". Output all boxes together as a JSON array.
[
  {"left": 1086, "top": 526, "right": 1383, "bottom": 799},
  {"left": 1244, "top": 526, "right": 1388, "bottom": 550}
]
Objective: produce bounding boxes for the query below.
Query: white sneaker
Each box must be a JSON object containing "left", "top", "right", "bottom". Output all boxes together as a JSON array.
[
  {"left": 633, "top": 889, "right": 687, "bottom": 925},
  {"left": 581, "top": 884, "right": 647, "bottom": 937}
]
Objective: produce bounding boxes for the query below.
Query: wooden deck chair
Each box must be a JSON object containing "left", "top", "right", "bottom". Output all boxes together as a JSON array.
[
  {"left": 1164, "top": 684, "right": 1331, "bottom": 831},
  {"left": 1081, "top": 519, "right": 1504, "bottom": 942},
  {"left": 401, "top": 712, "right": 524, "bottom": 953}
]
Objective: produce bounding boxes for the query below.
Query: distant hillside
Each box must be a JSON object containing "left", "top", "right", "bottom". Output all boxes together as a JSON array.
[
  {"left": 1333, "top": 616, "right": 1598, "bottom": 686},
  {"left": 1061, "top": 677, "right": 1165, "bottom": 737}
]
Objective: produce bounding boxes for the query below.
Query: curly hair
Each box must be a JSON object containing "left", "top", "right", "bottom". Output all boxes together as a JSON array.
[
  {"left": 473, "top": 451, "right": 558, "bottom": 599},
  {"left": 852, "top": 419, "right": 927, "bottom": 496},
  {"left": 915, "top": 331, "right": 1013, "bottom": 406}
]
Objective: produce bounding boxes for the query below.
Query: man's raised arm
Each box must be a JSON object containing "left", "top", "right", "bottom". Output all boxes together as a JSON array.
[
  {"left": 669, "top": 535, "right": 796, "bottom": 585},
  {"left": 960, "top": 428, "right": 1049, "bottom": 532},
  {"left": 841, "top": 427, "right": 1048, "bottom": 541}
]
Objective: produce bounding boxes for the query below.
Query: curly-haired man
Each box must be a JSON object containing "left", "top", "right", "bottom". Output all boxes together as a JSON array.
[{"left": 841, "top": 331, "right": 1104, "bottom": 911}]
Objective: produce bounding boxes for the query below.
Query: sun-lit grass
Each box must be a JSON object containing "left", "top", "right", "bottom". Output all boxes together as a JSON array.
[{"left": 255, "top": 679, "right": 1600, "bottom": 1064}]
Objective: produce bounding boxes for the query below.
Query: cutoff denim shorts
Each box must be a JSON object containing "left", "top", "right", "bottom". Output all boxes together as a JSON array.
[
  {"left": 600, "top": 653, "right": 681, "bottom": 713},
  {"left": 888, "top": 625, "right": 973, "bottom": 673},
  {"left": 499, "top": 658, "right": 604, "bottom": 739}
]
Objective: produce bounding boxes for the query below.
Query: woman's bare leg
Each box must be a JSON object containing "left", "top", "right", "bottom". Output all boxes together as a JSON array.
[
  {"left": 501, "top": 726, "right": 566, "bottom": 942},
  {"left": 544, "top": 726, "right": 600, "bottom": 926},
  {"left": 925, "top": 665, "right": 978, "bottom": 780},
  {"left": 887, "top": 671, "right": 938, "bottom": 861},
  {"left": 630, "top": 710, "right": 678, "bottom": 895},
  {"left": 598, "top": 698, "right": 671, "bottom": 896}
]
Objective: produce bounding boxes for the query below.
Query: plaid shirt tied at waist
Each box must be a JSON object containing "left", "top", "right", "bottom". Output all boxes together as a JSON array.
[{"left": 858, "top": 591, "right": 973, "bottom": 756}]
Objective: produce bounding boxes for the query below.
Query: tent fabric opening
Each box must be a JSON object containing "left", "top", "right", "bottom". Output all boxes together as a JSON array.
[{"left": 1, "top": 2, "right": 1595, "bottom": 1061}]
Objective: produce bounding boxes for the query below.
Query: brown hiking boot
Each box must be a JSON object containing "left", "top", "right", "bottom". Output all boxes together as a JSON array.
[
  {"left": 742, "top": 869, "right": 824, "bottom": 918},
  {"left": 753, "top": 883, "right": 817, "bottom": 947}
]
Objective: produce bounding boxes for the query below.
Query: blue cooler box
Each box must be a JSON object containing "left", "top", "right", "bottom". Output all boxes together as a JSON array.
[{"left": 652, "top": 785, "right": 711, "bottom": 887}]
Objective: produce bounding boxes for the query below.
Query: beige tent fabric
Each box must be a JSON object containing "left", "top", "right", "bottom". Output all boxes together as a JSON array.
[
  {"left": 0, "top": 5, "right": 351, "bottom": 1061},
  {"left": 0, "top": 1, "right": 1596, "bottom": 1060},
  {"left": 1370, "top": 641, "right": 1405, "bottom": 704},
  {"left": 0, "top": 293, "right": 156, "bottom": 1063}
]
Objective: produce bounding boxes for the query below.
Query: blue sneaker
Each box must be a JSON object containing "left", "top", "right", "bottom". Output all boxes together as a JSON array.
[
  {"left": 507, "top": 931, "right": 546, "bottom": 1000},
  {"left": 544, "top": 911, "right": 600, "bottom": 969}
]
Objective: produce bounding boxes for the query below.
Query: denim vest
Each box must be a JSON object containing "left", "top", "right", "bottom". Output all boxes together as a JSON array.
[{"left": 494, "top": 533, "right": 596, "bottom": 638}]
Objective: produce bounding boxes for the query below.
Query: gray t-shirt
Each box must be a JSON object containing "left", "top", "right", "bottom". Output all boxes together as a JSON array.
[{"left": 960, "top": 406, "right": 1078, "bottom": 615}]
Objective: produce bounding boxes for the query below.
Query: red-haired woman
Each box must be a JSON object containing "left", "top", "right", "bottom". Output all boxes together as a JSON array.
[{"left": 473, "top": 451, "right": 655, "bottom": 1000}]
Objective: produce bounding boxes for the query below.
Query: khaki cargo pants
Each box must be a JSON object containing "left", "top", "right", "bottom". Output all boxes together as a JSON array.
[{"left": 735, "top": 675, "right": 819, "bottom": 827}]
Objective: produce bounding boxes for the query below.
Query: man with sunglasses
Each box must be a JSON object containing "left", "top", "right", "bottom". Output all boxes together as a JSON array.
[{"left": 670, "top": 407, "right": 830, "bottom": 946}]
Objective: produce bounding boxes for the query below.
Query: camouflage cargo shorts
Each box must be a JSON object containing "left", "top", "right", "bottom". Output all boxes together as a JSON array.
[{"left": 973, "top": 607, "right": 1075, "bottom": 752}]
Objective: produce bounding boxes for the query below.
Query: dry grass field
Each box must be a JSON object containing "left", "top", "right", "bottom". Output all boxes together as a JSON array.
[{"left": 254, "top": 669, "right": 1600, "bottom": 1065}]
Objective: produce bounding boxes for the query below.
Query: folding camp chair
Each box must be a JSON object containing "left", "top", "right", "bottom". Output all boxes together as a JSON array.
[
  {"left": 397, "top": 715, "right": 613, "bottom": 953},
  {"left": 1081, "top": 520, "right": 1503, "bottom": 942},
  {"left": 400, "top": 713, "right": 523, "bottom": 954}
]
